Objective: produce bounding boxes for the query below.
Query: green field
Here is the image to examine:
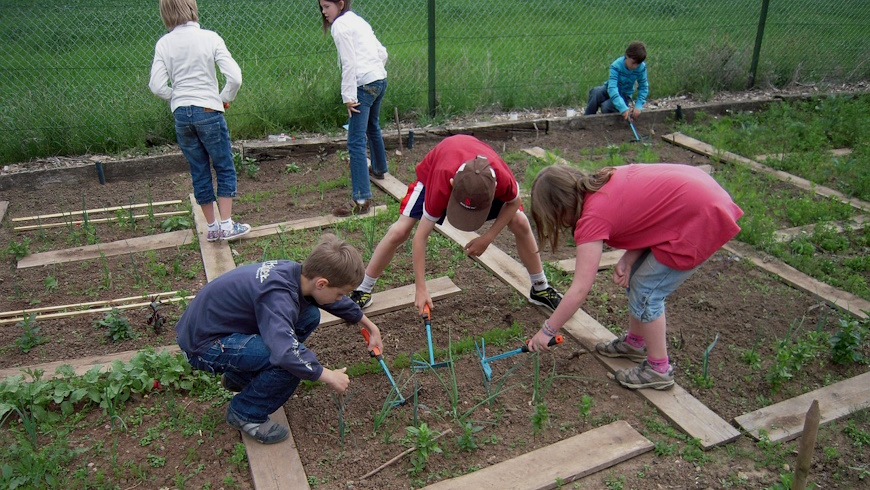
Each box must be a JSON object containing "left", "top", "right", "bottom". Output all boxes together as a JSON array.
[{"left": 1, "top": 0, "right": 869, "bottom": 163}]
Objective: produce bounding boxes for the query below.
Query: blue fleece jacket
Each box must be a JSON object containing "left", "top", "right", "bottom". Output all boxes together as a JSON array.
[
  {"left": 175, "top": 260, "right": 363, "bottom": 381},
  {"left": 605, "top": 56, "right": 649, "bottom": 114}
]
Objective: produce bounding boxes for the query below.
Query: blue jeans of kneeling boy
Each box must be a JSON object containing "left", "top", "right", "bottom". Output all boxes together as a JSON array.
[
  {"left": 174, "top": 106, "right": 237, "bottom": 206},
  {"left": 584, "top": 84, "right": 631, "bottom": 116},
  {"left": 183, "top": 304, "right": 321, "bottom": 423},
  {"left": 347, "top": 78, "right": 388, "bottom": 201}
]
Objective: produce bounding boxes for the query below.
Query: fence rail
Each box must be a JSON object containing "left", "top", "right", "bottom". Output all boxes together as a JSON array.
[{"left": 1, "top": 0, "right": 868, "bottom": 164}]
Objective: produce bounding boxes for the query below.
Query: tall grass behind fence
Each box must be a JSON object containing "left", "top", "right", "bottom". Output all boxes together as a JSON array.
[{"left": 1, "top": 0, "right": 868, "bottom": 164}]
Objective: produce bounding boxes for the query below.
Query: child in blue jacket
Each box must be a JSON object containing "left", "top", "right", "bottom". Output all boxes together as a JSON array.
[{"left": 584, "top": 41, "right": 649, "bottom": 121}]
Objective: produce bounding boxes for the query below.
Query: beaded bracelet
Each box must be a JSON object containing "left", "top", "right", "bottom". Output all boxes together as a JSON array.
[{"left": 542, "top": 319, "right": 559, "bottom": 337}]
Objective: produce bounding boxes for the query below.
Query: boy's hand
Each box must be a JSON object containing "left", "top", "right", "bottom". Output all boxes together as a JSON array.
[
  {"left": 320, "top": 367, "right": 349, "bottom": 393},
  {"left": 464, "top": 236, "right": 492, "bottom": 257},
  {"left": 363, "top": 327, "right": 384, "bottom": 356},
  {"left": 223, "top": 101, "right": 230, "bottom": 110}
]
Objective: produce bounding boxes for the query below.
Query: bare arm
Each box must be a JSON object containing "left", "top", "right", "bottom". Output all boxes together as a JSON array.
[{"left": 412, "top": 217, "right": 438, "bottom": 313}]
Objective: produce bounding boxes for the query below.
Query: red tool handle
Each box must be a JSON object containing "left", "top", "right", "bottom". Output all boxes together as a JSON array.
[
  {"left": 421, "top": 303, "right": 431, "bottom": 321},
  {"left": 361, "top": 328, "right": 382, "bottom": 358},
  {"left": 522, "top": 335, "right": 563, "bottom": 352}
]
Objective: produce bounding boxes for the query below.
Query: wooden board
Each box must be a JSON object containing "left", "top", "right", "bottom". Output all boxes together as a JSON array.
[
  {"left": 17, "top": 230, "right": 194, "bottom": 269},
  {"left": 190, "top": 193, "right": 237, "bottom": 282},
  {"left": 722, "top": 241, "right": 870, "bottom": 320},
  {"left": 735, "top": 371, "right": 870, "bottom": 442},
  {"left": 420, "top": 420, "right": 652, "bottom": 490},
  {"left": 553, "top": 250, "right": 623, "bottom": 272},
  {"left": 245, "top": 205, "right": 387, "bottom": 240},
  {"left": 662, "top": 132, "right": 870, "bottom": 213},
  {"left": 373, "top": 173, "right": 740, "bottom": 450},
  {"left": 773, "top": 215, "right": 868, "bottom": 242},
  {"left": 523, "top": 146, "right": 571, "bottom": 165},
  {"left": 755, "top": 148, "right": 852, "bottom": 162},
  {"left": 0, "top": 201, "right": 8, "bottom": 223}
]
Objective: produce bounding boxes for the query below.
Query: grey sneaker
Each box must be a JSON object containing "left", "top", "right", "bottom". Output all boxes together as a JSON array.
[
  {"left": 529, "top": 286, "right": 562, "bottom": 311},
  {"left": 350, "top": 289, "right": 373, "bottom": 309},
  {"left": 615, "top": 360, "right": 675, "bottom": 390},
  {"left": 221, "top": 222, "right": 251, "bottom": 241},
  {"left": 595, "top": 335, "right": 647, "bottom": 362},
  {"left": 226, "top": 407, "right": 289, "bottom": 444},
  {"left": 206, "top": 228, "right": 221, "bottom": 242}
]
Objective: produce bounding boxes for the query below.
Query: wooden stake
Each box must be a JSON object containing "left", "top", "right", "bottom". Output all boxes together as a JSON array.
[
  {"left": 357, "top": 428, "right": 451, "bottom": 480},
  {"left": 792, "top": 400, "right": 820, "bottom": 490},
  {"left": 0, "top": 291, "right": 182, "bottom": 318},
  {"left": 12, "top": 200, "right": 183, "bottom": 222},
  {"left": 14, "top": 210, "right": 188, "bottom": 231},
  {"left": 0, "top": 295, "right": 194, "bottom": 325},
  {"left": 394, "top": 107, "right": 403, "bottom": 155}
]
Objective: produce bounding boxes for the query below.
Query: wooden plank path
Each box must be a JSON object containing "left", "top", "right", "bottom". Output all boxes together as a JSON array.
[
  {"left": 553, "top": 250, "right": 623, "bottom": 272},
  {"left": 0, "top": 201, "right": 8, "bottom": 223},
  {"left": 662, "top": 132, "right": 870, "bottom": 214},
  {"left": 722, "top": 241, "right": 870, "bottom": 320},
  {"left": 773, "top": 214, "right": 869, "bottom": 242},
  {"left": 735, "top": 371, "right": 870, "bottom": 442},
  {"left": 372, "top": 173, "right": 741, "bottom": 450},
  {"left": 420, "top": 421, "right": 653, "bottom": 490}
]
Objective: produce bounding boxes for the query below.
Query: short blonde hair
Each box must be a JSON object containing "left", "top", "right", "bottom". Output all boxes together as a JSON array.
[
  {"left": 302, "top": 233, "right": 365, "bottom": 288},
  {"left": 160, "top": 0, "right": 198, "bottom": 30}
]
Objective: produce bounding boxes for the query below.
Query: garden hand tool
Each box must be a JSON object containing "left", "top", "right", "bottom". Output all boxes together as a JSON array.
[
  {"left": 627, "top": 100, "right": 648, "bottom": 143},
  {"left": 361, "top": 328, "right": 406, "bottom": 406},
  {"left": 411, "top": 304, "right": 453, "bottom": 370},
  {"left": 476, "top": 335, "right": 563, "bottom": 381}
]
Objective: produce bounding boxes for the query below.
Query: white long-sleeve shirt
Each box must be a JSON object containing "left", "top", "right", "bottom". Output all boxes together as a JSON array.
[
  {"left": 149, "top": 22, "right": 242, "bottom": 113},
  {"left": 330, "top": 11, "right": 387, "bottom": 104}
]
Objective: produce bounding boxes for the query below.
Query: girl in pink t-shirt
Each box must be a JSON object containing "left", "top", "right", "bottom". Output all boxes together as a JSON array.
[{"left": 527, "top": 164, "right": 743, "bottom": 390}]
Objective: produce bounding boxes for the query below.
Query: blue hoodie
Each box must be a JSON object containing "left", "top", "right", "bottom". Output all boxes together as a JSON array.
[{"left": 605, "top": 56, "right": 649, "bottom": 114}]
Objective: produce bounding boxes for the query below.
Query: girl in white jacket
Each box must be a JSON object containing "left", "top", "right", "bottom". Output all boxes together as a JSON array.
[{"left": 319, "top": 0, "right": 389, "bottom": 217}]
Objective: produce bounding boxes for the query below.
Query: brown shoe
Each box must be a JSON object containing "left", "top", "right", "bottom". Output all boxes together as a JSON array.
[{"left": 332, "top": 199, "right": 371, "bottom": 217}]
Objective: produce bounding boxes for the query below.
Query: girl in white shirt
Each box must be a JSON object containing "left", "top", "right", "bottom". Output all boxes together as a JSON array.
[
  {"left": 319, "top": 0, "right": 389, "bottom": 217},
  {"left": 149, "top": 0, "right": 250, "bottom": 241}
]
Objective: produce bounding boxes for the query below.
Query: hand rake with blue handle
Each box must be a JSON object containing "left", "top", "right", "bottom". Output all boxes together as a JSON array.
[
  {"left": 411, "top": 304, "right": 453, "bottom": 370},
  {"left": 476, "top": 335, "right": 563, "bottom": 381},
  {"left": 361, "top": 328, "right": 406, "bottom": 407}
]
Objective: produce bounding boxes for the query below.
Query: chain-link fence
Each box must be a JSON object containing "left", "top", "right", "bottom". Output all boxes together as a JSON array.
[{"left": 1, "top": 0, "right": 868, "bottom": 164}]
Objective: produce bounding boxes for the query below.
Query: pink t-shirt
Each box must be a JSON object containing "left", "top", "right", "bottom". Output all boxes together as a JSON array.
[
  {"left": 574, "top": 164, "right": 743, "bottom": 270},
  {"left": 415, "top": 135, "right": 519, "bottom": 222}
]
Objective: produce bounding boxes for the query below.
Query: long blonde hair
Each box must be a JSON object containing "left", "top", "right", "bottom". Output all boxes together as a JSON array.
[
  {"left": 530, "top": 165, "right": 615, "bottom": 252},
  {"left": 159, "top": 0, "right": 198, "bottom": 30}
]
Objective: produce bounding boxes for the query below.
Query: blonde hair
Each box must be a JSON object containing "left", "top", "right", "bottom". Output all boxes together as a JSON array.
[
  {"left": 530, "top": 165, "right": 615, "bottom": 252},
  {"left": 302, "top": 233, "right": 365, "bottom": 288},
  {"left": 159, "top": 0, "right": 198, "bottom": 30}
]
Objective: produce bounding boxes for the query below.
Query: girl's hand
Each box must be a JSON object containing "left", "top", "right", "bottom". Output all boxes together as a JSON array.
[
  {"left": 346, "top": 101, "right": 360, "bottom": 118},
  {"left": 613, "top": 260, "right": 630, "bottom": 287},
  {"left": 527, "top": 328, "right": 554, "bottom": 352},
  {"left": 414, "top": 290, "right": 433, "bottom": 316}
]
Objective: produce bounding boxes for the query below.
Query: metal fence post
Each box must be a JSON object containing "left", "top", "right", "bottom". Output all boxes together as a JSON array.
[
  {"left": 428, "top": 0, "right": 437, "bottom": 118},
  {"left": 748, "top": 0, "right": 771, "bottom": 89}
]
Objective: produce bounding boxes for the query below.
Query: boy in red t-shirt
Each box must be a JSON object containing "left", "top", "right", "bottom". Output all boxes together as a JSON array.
[
  {"left": 350, "top": 134, "right": 563, "bottom": 314},
  {"left": 526, "top": 164, "right": 743, "bottom": 390}
]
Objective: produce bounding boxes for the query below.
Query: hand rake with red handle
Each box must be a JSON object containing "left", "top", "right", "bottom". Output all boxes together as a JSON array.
[{"left": 411, "top": 304, "right": 453, "bottom": 370}]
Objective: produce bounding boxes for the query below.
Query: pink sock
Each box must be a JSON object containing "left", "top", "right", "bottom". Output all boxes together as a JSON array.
[
  {"left": 647, "top": 356, "right": 670, "bottom": 373},
  {"left": 625, "top": 332, "right": 645, "bottom": 348}
]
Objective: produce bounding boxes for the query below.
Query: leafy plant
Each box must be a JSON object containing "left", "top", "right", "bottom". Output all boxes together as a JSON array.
[
  {"left": 404, "top": 423, "right": 443, "bottom": 476},
  {"left": 830, "top": 318, "right": 868, "bottom": 365},
  {"left": 578, "top": 394, "right": 594, "bottom": 420},
  {"left": 530, "top": 402, "right": 550, "bottom": 437},
  {"left": 95, "top": 308, "right": 137, "bottom": 342},
  {"left": 161, "top": 215, "right": 191, "bottom": 232},
  {"left": 5, "top": 237, "right": 31, "bottom": 261},
  {"left": 15, "top": 314, "right": 47, "bottom": 353},
  {"left": 233, "top": 152, "right": 259, "bottom": 179},
  {"left": 284, "top": 162, "right": 300, "bottom": 173},
  {"left": 43, "top": 275, "right": 58, "bottom": 292},
  {"left": 456, "top": 420, "right": 483, "bottom": 452}
]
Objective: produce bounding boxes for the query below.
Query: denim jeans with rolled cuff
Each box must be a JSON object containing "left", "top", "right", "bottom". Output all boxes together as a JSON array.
[
  {"left": 584, "top": 84, "right": 631, "bottom": 116},
  {"left": 626, "top": 250, "right": 700, "bottom": 323},
  {"left": 182, "top": 304, "right": 321, "bottom": 423},
  {"left": 174, "top": 106, "right": 237, "bottom": 206},
  {"left": 347, "top": 79, "right": 388, "bottom": 201}
]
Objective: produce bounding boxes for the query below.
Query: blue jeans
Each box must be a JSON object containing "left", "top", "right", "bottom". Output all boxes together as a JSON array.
[
  {"left": 626, "top": 250, "right": 700, "bottom": 323},
  {"left": 173, "top": 106, "right": 237, "bottom": 206},
  {"left": 347, "top": 79, "right": 388, "bottom": 201},
  {"left": 183, "top": 304, "right": 321, "bottom": 423},
  {"left": 584, "top": 84, "right": 629, "bottom": 115}
]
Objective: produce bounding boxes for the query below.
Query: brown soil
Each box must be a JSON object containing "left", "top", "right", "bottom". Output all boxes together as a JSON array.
[{"left": 1, "top": 117, "right": 868, "bottom": 489}]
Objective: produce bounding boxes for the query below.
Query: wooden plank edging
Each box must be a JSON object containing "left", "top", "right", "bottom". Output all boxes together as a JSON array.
[
  {"left": 735, "top": 371, "right": 870, "bottom": 442},
  {"left": 420, "top": 420, "right": 653, "bottom": 490}
]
